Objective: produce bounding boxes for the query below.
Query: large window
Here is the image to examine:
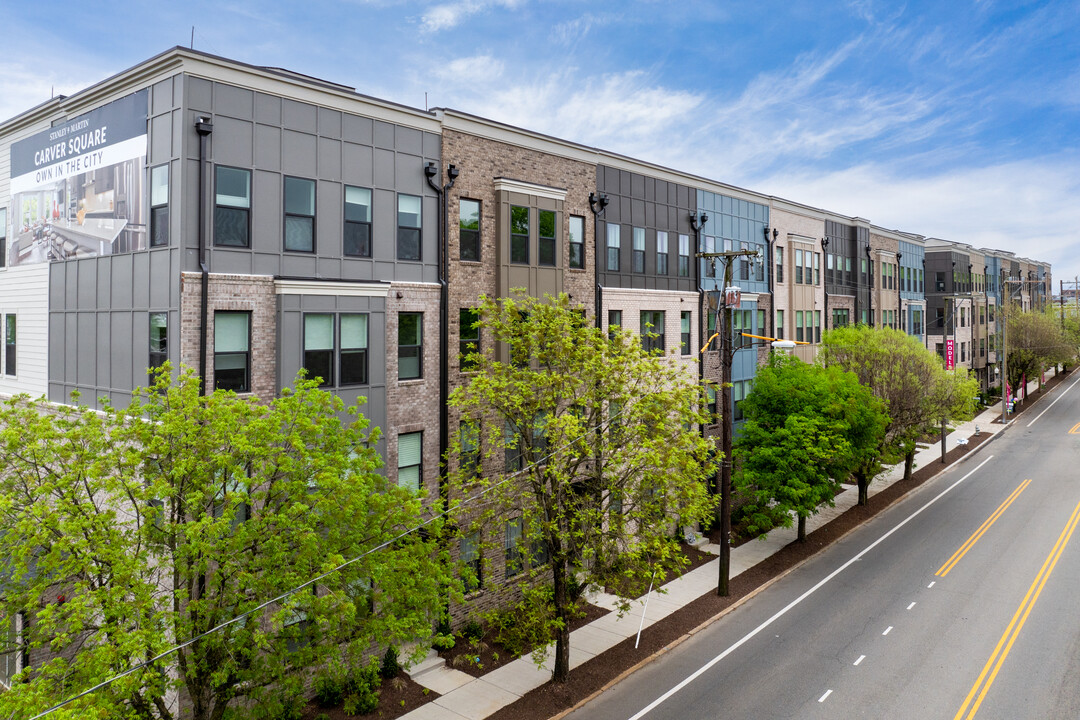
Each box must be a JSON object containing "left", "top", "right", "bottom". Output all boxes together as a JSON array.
[
  {"left": 606, "top": 223, "right": 620, "bottom": 271},
  {"left": 461, "top": 531, "right": 481, "bottom": 592},
  {"left": 832, "top": 308, "right": 849, "bottom": 328},
  {"left": 815, "top": 310, "right": 821, "bottom": 343},
  {"left": 678, "top": 234, "right": 690, "bottom": 277},
  {"left": 397, "top": 194, "right": 422, "bottom": 260},
  {"left": 795, "top": 249, "right": 803, "bottom": 284},
  {"left": 505, "top": 518, "right": 524, "bottom": 579},
  {"left": 283, "top": 177, "right": 315, "bottom": 252},
  {"left": 796, "top": 310, "right": 804, "bottom": 342},
  {"left": 397, "top": 432, "right": 422, "bottom": 492},
  {"left": 214, "top": 312, "right": 249, "bottom": 392},
  {"left": 460, "top": 420, "right": 480, "bottom": 476},
  {"left": 656, "top": 231, "right": 669, "bottom": 275},
  {"left": 4, "top": 315, "right": 14, "bottom": 376},
  {"left": 702, "top": 236, "right": 715, "bottom": 278},
  {"left": 775, "top": 246, "right": 783, "bottom": 283},
  {"left": 303, "top": 314, "right": 334, "bottom": 387},
  {"left": 460, "top": 308, "right": 480, "bottom": 371},
  {"left": 150, "top": 165, "right": 169, "bottom": 247},
  {"left": 814, "top": 252, "right": 820, "bottom": 285},
  {"left": 641, "top": 311, "right": 665, "bottom": 353},
  {"left": 398, "top": 312, "right": 422, "bottom": 380},
  {"left": 680, "top": 311, "right": 692, "bottom": 355},
  {"left": 776, "top": 309, "right": 784, "bottom": 340},
  {"left": 214, "top": 166, "right": 251, "bottom": 247},
  {"left": 344, "top": 186, "right": 372, "bottom": 257},
  {"left": 511, "top": 205, "right": 529, "bottom": 264},
  {"left": 459, "top": 199, "right": 481, "bottom": 261},
  {"left": 538, "top": 209, "right": 556, "bottom": 266},
  {"left": 149, "top": 313, "right": 167, "bottom": 370},
  {"left": 340, "top": 314, "right": 369, "bottom": 385},
  {"left": 0, "top": 207, "right": 6, "bottom": 268},
  {"left": 632, "top": 227, "right": 645, "bottom": 273},
  {"left": 608, "top": 309, "right": 622, "bottom": 340},
  {"left": 568, "top": 215, "right": 585, "bottom": 269}
]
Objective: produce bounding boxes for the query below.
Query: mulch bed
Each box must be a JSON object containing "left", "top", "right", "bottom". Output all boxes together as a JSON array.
[
  {"left": 301, "top": 669, "right": 435, "bottom": 720},
  {"left": 483, "top": 369, "right": 1070, "bottom": 720}
]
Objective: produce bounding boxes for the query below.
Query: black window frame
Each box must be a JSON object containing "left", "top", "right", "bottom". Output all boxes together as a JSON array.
[
  {"left": 606, "top": 223, "right": 620, "bottom": 271},
  {"left": 608, "top": 309, "right": 622, "bottom": 340},
  {"left": 640, "top": 310, "right": 665, "bottom": 354},
  {"left": 632, "top": 227, "right": 645, "bottom": 273},
  {"left": 149, "top": 312, "right": 167, "bottom": 371},
  {"left": 213, "top": 311, "right": 250, "bottom": 392},
  {"left": 678, "top": 234, "right": 690, "bottom": 277},
  {"left": 397, "top": 431, "right": 422, "bottom": 493},
  {"left": 302, "top": 313, "right": 335, "bottom": 387},
  {"left": 339, "top": 313, "right": 369, "bottom": 386},
  {"left": 213, "top": 166, "right": 252, "bottom": 248},
  {"left": 776, "top": 309, "right": 784, "bottom": 340},
  {"left": 680, "top": 311, "right": 692, "bottom": 355},
  {"left": 775, "top": 246, "right": 783, "bottom": 283},
  {"left": 538, "top": 209, "right": 556, "bottom": 266},
  {"left": 568, "top": 215, "right": 585, "bottom": 269},
  {"left": 4, "top": 315, "right": 14, "bottom": 376},
  {"left": 149, "top": 164, "right": 169, "bottom": 248},
  {"left": 510, "top": 205, "right": 529, "bottom": 265},
  {"left": 397, "top": 193, "right": 423, "bottom": 261},
  {"left": 459, "top": 198, "right": 481, "bottom": 262},
  {"left": 0, "top": 207, "right": 6, "bottom": 268},
  {"left": 656, "top": 231, "right": 669, "bottom": 275},
  {"left": 459, "top": 420, "right": 480, "bottom": 477},
  {"left": 459, "top": 308, "right": 480, "bottom": 371},
  {"left": 283, "top": 176, "right": 316, "bottom": 253},
  {"left": 344, "top": 185, "right": 373, "bottom": 258},
  {"left": 398, "top": 312, "right": 423, "bottom": 380},
  {"left": 461, "top": 531, "right": 482, "bottom": 593}
]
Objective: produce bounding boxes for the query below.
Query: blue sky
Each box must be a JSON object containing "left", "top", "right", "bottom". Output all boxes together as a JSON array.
[{"left": 3, "top": 0, "right": 1078, "bottom": 287}]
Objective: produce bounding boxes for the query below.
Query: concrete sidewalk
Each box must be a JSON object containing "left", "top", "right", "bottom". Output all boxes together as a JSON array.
[{"left": 400, "top": 369, "right": 1059, "bottom": 720}]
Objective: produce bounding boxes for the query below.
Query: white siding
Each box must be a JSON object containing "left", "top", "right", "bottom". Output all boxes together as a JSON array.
[{"left": 0, "top": 263, "right": 49, "bottom": 396}]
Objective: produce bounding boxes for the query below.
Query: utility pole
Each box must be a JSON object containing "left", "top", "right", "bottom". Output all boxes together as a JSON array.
[{"left": 699, "top": 247, "right": 759, "bottom": 597}]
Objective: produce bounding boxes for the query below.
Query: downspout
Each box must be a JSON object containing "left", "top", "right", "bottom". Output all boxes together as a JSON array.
[
  {"left": 690, "top": 212, "right": 706, "bottom": 401},
  {"left": 426, "top": 162, "right": 458, "bottom": 507},
  {"left": 897, "top": 252, "right": 903, "bottom": 332},
  {"left": 588, "top": 192, "right": 609, "bottom": 328},
  {"left": 764, "top": 227, "right": 776, "bottom": 340},
  {"left": 820, "top": 238, "right": 830, "bottom": 331},
  {"left": 195, "top": 116, "right": 214, "bottom": 395},
  {"left": 865, "top": 243, "right": 874, "bottom": 327}
]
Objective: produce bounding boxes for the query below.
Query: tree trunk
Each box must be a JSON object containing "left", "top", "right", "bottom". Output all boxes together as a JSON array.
[
  {"left": 551, "top": 556, "right": 570, "bottom": 683},
  {"left": 797, "top": 515, "right": 806, "bottom": 542},
  {"left": 717, "top": 259, "right": 734, "bottom": 598},
  {"left": 904, "top": 450, "right": 915, "bottom": 482},
  {"left": 857, "top": 476, "right": 869, "bottom": 506}
]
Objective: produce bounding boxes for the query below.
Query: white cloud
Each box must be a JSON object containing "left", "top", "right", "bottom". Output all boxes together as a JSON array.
[
  {"left": 420, "top": 0, "right": 524, "bottom": 33},
  {"left": 433, "top": 55, "right": 504, "bottom": 84},
  {"left": 758, "top": 158, "right": 1080, "bottom": 281},
  {"left": 0, "top": 62, "right": 98, "bottom": 125}
]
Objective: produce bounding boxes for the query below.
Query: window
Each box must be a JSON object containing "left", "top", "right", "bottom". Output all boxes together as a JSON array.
[
  {"left": 756, "top": 246, "right": 765, "bottom": 282},
  {"left": 936, "top": 272, "right": 946, "bottom": 292},
  {"left": 455, "top": 198, "right": 482, "bottom": 261},
  {"left": 796, "top": 310, "right": 804, "bottom": 342},
  {"left": 758, "top": 309, "right": 766, "bottom": 337},
  {"left": 606, "top": 223, "right": 621, "bottom": 271},
  {"left": 657, "top": 231, "right": 669, "bottom": 275},
  {"left": 505, "top": 421, "right": 523, "bottom": 472},
  {"left": 339, "top": 313, "right": 369, "bottom": 386},
  {"left": 641, "top": 311, "right": 665, "bottom": 353},
  {"left": 303, "top": 314, "right": 334, "bottom": 387},
  {"left": 397, "top": 194, "right": 422, "bottom": 260},
  {"left": 680, "top": 311, "right": 692, "bottom": 355},
  {"left": 150, "top": 164, "right": 169, "bottom": 247},
  {"left": 795, "top": 249, "right": 803, "bottom": 284},
  {"left": 775, "top": 247, "right": 783, "bottom": 283},
  {"left": 814, "top": 253, "right": 820, "bottom": 285},
  {"left": 398, "top": 313, "right": 422, "bottom": 380},
  {"left": 460, "top": 421, "right": 480, "bottom": 476},
  {"left": 538, "top": 209, "right": 556, "bottom": 266},
  {"left": 804, "top": 251, "right": 812, "bottom": 286},
  {"left": 397, "top": 432, "right": 422, "bottom": 492},
  {"left": 283, "top": 177, "right": 315, "bottom": 252},
  {"left": 505, "top": 518, "right": 525, "bottom": 578},
  {"left": 214, "top": 312, "right": 249, "bottom": 392},
  {"left": 706, "top": 310, "right": 717, "bottom": 350},
  {"left": 632, "top": 227, "right": 645, "bottom": 273},
  {"left": 344, "top": 186, "right": 372, "bottom": 257},
  {"left": 678, "top": 234, "right": 690, "bottom": 276},
  {"left": 149, "top": 313, "right": 167, "bottom": 370},
  {"left": 815, "top": 310, "right": 821, "bottom": 343},
  {"left": 845, "top": 257, "right": 852, "bottom": 273},
  {"left": 214, "top": 166, "right": 251, "bottom": 247},
  {"left": 732, "top": 381, "right": 747, "bottom": 421},
  {"left": 511, "top": 205, "right": 529, "bottom": 264},
  {"left": 703, "top": 237, "right": 715, "bottom": 278},
  {"left": 569, "top": 215, "right": 585, "bottom": 269},
  {"left": 706, "top": 385, "right": 717, "bottom": 423},
  {"left": 0, "top": 207, "right": 6, "bottom": 268},
  {"left": 460, "top": 308, "right": 480, "bottom": 371},
  {"left": 608, "top": 309, "right": 622, "bottom": 340},
  {"left": 832, "top": 308, "right": 849, "bottom": 328},
  {"left": 3, "top": 315, "right": 14, "bottom": 377},
  {"left": 461, "top": 531, "right": 481, "bottom": 592},
  {"left": 739, "top": 242, "right": 750, "bottom": 281},
  {"left": 776, "top": 310, "right": 784, "bottom": 340}
]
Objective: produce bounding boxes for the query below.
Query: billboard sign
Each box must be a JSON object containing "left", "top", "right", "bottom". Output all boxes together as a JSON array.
[
  {"left": 7, "top": 90, "right": 148, "bottom": 266},
  {"left": 945, "top": 338, "right": 955, "bottom": 369}
]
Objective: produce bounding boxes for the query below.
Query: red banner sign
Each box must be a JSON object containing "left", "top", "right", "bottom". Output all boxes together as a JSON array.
[{"left": 945, "top": 339, "right": 955, "bottom": 369}]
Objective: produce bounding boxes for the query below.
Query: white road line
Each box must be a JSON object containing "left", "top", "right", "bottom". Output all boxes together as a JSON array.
[
  {"left": 623, "top": 454, "right": 996, "bottom": 720},
  {"left": 1027, "top": 371, "right": 1080, "bottom": 427},
  {"left": 853, "top": 655, "right": 865, "bottom": 666},
  {"left": 928, "top": 581, "right": 935, "bottom": 588},
  {"left": 907, "top": 602, "right": 916, "bottom": 610},
  {"left": 883, "top": 626, "right": 893, "bottom": 636},
  {"left": 818, "top": 689, "right": 832, "bottom": 703}
]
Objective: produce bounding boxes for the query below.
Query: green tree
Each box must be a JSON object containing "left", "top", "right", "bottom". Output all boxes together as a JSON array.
[
  {"left": 1004, "top": 304, "right": 1074, "bottom": 397},
  {"left": 735, "top": 354, "right": 888, "bottom": 540},
  {"left": 818, "top": 325, "right": 978, "bottom": 487},
  {"left": 448, "top": 292, "right": 716, "bottom": 683},
  {"left": 0, "top": 369, "right": 451, "bottom": 720}
]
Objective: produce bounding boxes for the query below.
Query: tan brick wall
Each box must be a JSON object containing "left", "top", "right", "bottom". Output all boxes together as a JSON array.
[
  {"left": 385, "top": 282, "right": 443, "bottom": 503},
  {"left": 179, "top": 272, "right": 277, "bottom": 399}
]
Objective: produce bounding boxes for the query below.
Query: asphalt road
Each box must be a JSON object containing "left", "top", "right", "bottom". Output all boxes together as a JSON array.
[{"left": 567, "top": 372, "right": 1080, "bottom": 720}]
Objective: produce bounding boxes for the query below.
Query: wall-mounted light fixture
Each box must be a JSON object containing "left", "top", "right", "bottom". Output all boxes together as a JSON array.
[
  {"left": 690, "top": 212, "right": 708, "bottom": 232},
  {"left": 588, "top": 192, "right": 609, "bottom": 214}
]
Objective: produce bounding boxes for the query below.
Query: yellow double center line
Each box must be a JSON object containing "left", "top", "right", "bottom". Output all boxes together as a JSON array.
[
  {"left": 953, "top": 497, "right": 1080, "bottom": 720},
  {"left": 937, "top": 479, "right": 1032, "bottom": 578}
]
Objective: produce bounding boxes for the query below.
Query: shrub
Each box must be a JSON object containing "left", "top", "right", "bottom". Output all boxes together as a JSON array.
[
  {"left": 313, "top": 670, "right": 344, "bottom": 708},
  {"left": 462, "top": 619, "right": 484, "bottom": 641},
  {"left": 341, "top": 663, "right": 381, "bottom": 716},
  {"left": 380, "top": 645, "right": 400, "bottom": 679}
]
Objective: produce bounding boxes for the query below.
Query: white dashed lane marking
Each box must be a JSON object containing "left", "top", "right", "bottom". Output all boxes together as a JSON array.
[{"left": 818, "top": 690, "right": 832, "bottom": 703}]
